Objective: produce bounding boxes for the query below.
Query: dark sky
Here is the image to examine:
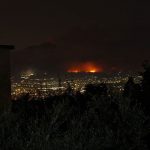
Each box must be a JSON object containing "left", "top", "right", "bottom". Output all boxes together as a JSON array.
[{"left": 0, "top": 0, "right": 150, "bottom": 73}]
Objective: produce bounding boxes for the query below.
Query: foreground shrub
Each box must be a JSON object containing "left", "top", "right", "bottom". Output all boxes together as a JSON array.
[{"left": 0, "top": 94, "right": 149, "bottom": 150}]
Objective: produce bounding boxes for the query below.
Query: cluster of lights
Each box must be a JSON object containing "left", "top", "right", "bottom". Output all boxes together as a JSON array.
[{"left": 12, "top": 70, "right": 140, "bottom": 99}]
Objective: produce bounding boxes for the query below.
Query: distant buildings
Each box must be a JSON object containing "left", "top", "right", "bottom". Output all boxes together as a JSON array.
[{"left": 11, "top": 71, "right": 141, "bottom": 99}]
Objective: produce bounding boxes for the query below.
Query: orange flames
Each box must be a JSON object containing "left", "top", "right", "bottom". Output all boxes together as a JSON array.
[{"left": 68, "top": 62, "right": 103, "bottom": 73}]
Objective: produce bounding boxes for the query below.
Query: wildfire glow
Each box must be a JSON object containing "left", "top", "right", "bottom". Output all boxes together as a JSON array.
[
  {"left": 89, "top": 70, "right": 96, "bottom": 73},
  {"left": 68, "top": 62, "right": 103, "bottom": 73}
]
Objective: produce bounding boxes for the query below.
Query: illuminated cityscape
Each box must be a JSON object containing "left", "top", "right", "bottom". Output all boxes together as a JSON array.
[{"left": 11, "top": 70, "right": 142, "bottom": 99}]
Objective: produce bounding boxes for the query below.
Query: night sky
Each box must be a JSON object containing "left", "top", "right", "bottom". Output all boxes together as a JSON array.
[{"left": 0, "top": 1, "right": 150, "bottom": 73}]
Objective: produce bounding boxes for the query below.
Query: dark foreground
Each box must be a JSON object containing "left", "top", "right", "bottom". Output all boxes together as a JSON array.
[{"left": 0, "top": 89, "right": 149, "bottom": 150}]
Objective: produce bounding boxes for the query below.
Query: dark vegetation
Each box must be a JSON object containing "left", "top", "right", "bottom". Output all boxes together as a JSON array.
[{"left": 0, "top": 63, "right": 150, "bottom": 150}]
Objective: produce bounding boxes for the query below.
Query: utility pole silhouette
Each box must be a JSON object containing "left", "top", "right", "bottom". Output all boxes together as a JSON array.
[{"left": 0, "top": 45, "right": 14, "bottom": 112}]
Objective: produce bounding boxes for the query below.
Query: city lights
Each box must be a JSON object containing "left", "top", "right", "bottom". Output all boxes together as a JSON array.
[{"left": 11, "top": 71, "right": 140, "bottom": 99}]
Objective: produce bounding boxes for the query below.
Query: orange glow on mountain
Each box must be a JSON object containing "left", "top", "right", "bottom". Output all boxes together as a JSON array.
[
  {"left": 68, "top": 62, "right": 103, "bottom": 73},
  {"left": 89, "top": 70, "right": 96, "bottom": 73}
]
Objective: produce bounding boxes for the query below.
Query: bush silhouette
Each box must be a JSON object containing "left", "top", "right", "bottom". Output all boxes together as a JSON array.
[{"left": 141, "top": 61, "right": 150, "bottom": 115}]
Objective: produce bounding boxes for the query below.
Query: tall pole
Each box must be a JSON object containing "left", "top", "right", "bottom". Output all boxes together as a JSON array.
[{"left": 0, "top": 45, "right": 14, "bottom": 112}]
